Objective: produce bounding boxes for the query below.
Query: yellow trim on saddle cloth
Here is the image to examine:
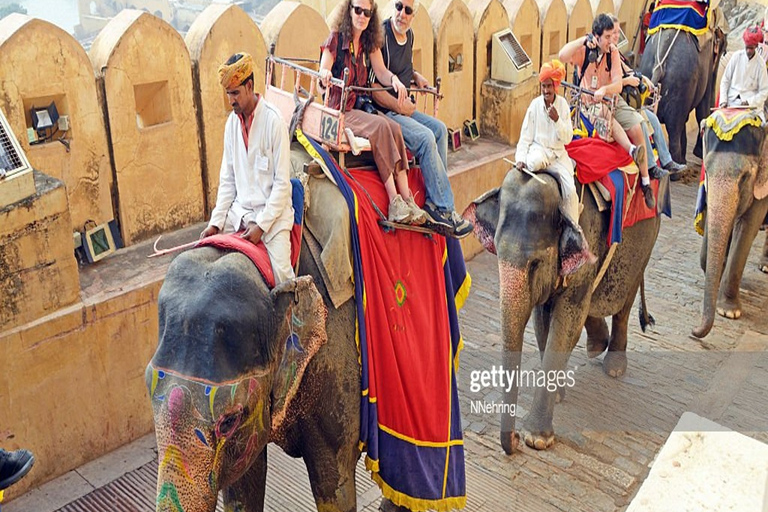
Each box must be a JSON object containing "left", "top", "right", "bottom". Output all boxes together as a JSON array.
[
  {"left": 0, "top": 489, "right": 4, "bottom": 502},
  {"left": 705, "top": 109, "right": 763, "bottom": 141},
  {"left": 695, "top": 210, "right": 706, "bottom": 235},
  {"left": 368, "top": 469, "right": 467, "bottom": 512},
  {"left": 376, "top": 422, "right": 464, "bottom": 448},
  {"left": 647, "top": 6, "right": 712, "bottom": 36}
]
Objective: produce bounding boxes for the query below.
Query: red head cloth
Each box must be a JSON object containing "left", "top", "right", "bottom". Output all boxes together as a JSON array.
[
  {"left": 539, "top": 59, "right": 566, "bottom": 90},
  {"left": 744, "top": 26, "right": 763, "bottom": 47}
]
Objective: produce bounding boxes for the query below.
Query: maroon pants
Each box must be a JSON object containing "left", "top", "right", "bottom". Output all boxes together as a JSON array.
[{"left": 345, "top": 109, "right": 409, "bottom": 182}]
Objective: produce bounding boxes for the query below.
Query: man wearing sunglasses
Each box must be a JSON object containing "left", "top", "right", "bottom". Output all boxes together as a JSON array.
[{"left": 370, "top": 0, "right": 474, "bottom": 239}]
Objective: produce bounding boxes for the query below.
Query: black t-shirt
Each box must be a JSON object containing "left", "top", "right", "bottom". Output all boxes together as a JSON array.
[{"left": 375, "top": 19, "right": 414, "bottom": 113}]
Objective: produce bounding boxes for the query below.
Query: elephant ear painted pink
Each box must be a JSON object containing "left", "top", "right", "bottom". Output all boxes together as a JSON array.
[
  {"left": 756, "top": 142, "right": 768, "bottom": 200},
  {"left": 268, "top": 276, "right": 328, "bottom": 437},
  {"left": 558, "top": 212, "right": 597, "bottom": 276},
  {"left": 463, "top": 188, "right": 500, "bottom": 254}
]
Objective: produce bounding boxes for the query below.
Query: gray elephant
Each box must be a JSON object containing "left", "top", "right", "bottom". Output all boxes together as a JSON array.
[
  {"left": 692, "top": 122, "right": 768, "bottom": 339},
  {"left": 146, "top": 245, "right": 361, "bottom": 512},
  {"left": 465, "top": 169, "right": 660, "bottom": 454},
  {"left": 639, "top": 22, "right": 727, "bottom": 163}
]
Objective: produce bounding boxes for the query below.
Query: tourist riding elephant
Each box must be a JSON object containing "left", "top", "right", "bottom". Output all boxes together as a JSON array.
[
  {"left": 692, "top": 123, "right": 768, "bottom": 339},
  {"left": 465, "top": 169, "right": 660, "bottom": 454},
  {"left": 146, "top": 244, "right": 360, "bottom": 512},
  {"left": 639, "top": 22, "right": 727, "bottom": 163}
]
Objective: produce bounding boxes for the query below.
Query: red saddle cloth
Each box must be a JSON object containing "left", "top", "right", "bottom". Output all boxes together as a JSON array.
[{"left": 196, "top": 226, "right": 302, "bottom": 288}]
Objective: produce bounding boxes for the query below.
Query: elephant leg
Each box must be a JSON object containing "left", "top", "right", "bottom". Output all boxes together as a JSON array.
[
  {"left": 533, "top": 303, "right": 552, "bottom": 356},
  {"left": 680, "top": 127, "right": 688, "bottom": 164},
  {"left": 584, "top": 316, "right": 609, "bottom": 358},
  {"left": 700, "top": 221, "right": 708, "bottom": 273},
  {"left": 603, "top": 293, "right": 637, "bottom": 378},
  {"left": 302, "top": 431, "right": 358, "bottom": 512},
  {"left": 717, "top": 207, "right": 766, "bottom": 319},
  {"left": 523, "top": 292, "right": 590, "bottom": 450},
  {"left": 223, "top": 448, "right": 267, "bottom": 512},
  {"left": 761, "top": 230, "right": 768, "bottom": 274},
  {"left": 665, "top": 116, "right": 686, "bottom": 164},
  {"left": 693, "top": 97, "right": 709, "bottom": 159}
]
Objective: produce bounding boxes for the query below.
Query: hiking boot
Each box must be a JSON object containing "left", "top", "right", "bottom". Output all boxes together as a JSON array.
[
  {"left": 640, "top": 182, "right": 656, "bottom": 210},
  {"left": 388, "top": 195, "right": 412, "bottom": 224},
  {"left": 631, "top": 144, "right": 646, "bottom": 167},
  {"left": 0, "top": 449, "right": 34, "bottom": 490},
  {"left": 648, "top": 166, "right": 666, "bottom": 180},
  {"left": 405, "top": 196, "right": 428, "bottom": 225},
  {"left": 450, "top": 211, "right": 474, "bottom": 239},
  {"left": 662, "top": 160, "right": 686, "bottom": 173},
  {"left": 421, "top": 202, "right": 454, "bottom": 235}
]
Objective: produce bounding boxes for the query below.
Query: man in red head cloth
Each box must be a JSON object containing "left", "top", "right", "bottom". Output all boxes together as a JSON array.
[
  {"left": 514, "top": 59, "right": 580, "bottom": 223},
  {"left": 719, "top": 26, "right": 768, "bottom": 119}
]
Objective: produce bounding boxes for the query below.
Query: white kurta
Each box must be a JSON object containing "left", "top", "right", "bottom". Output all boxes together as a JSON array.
[
  {"left": 208, "top": 98, "right": 295, "bottom": 283},
  {"left": 515, "top": 95, "right": 578, "bottom": 221},
  {"left": 719, "top": 50, "right": 768, "bottom": 118}
]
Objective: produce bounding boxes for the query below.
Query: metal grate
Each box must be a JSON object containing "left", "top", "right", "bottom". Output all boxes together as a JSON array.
[
  {"left": 0, "top": 108, "right": 31, "bottom": 176},
  {"left": 499, "top": 32, "right": 531, "bottom": 70}
]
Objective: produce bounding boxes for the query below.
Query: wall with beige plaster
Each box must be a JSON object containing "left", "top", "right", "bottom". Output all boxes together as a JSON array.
[
  {"left": 590, "top": 0, "right": 615, "bottom": 17},
  {"left": 467, "top": 0, "right": 510, "bottom": 133},
  {"left": 0, "top": 173, "right": 80, "bottom": 333},
  {"left": 478, "top": 76, "right": 539, "bottom": 145},
  {"left": 616, "top": 0, "right": 644, "bottom": 55},
  {"left": 537, "top": 0, "right": 568, "bottom": 69},
  {"left": 186, "top": 4, "right": 267, "bottom": 216},
  {"left": 503, "top": 0, "right": 542, "bottom": 70},
  {"left": 89, "top": 10, "right": 203, "bottom": 246},
  {"left": 298, "top": 0, "right": 343, "bottom": 18},
  {"left": 565, "top": 0, "right": 593, "bottom": 41},
  {"left": 0, "top": 14, "right": 114, "bottom": 231},
  {"left": 429, "top": 0, "right": 475, "bottom": 130}
]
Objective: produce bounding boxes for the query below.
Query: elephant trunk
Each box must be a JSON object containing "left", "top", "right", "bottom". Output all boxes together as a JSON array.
[
  {"left": 692, "top": 177, "right": 739, "bottom": 338},
  {"left": 498, "top": 260, "right": 532, "bottom": 455}
]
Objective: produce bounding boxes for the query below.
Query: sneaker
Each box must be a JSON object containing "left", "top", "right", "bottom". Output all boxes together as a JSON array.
[
  {"left": 388, "top": 195, "right": 412, "bottom": 224},
  {"left": 450, "top": 211, "right": 474, "bottom": 239},
  {"left": 648, "top": 166, "right": 666, "bottom": 180},
  {"left": 405, "top": 196, "right": 428, "bottom": 225},
  {"left": 0, "top": 449, "right": 34, "bottom": 490},
  {"left": 640, "top": 182, "right": 656, "bottom": 210},
  {"left": 630, "top": 144, "right": 646, "bottom": 167},
  {"left": 662, "top": 160, "right": 686, "bottom": 173},
  {"left": 421, "top": 202, "right": 454, "bottom": 234}
]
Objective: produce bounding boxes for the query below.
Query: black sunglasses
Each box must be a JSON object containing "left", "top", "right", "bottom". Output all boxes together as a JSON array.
[
  {"left": 351, "top": 5, "right": 373, "bottom": 17},
  {"left": 395, "top": 2, "right": 414, "bottom": 15}
]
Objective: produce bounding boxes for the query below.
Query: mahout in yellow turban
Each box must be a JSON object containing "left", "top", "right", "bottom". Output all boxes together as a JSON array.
[{"left": 218, "top": 53, "right": 254, "bottom": 89}]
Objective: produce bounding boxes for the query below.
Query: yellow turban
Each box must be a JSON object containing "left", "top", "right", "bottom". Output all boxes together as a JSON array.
[
  {"left": 218, "top": 53, "right": 254, "bottom": 89},
  {"left": 539, "top": 59, "right": 566, "bottom": 90}
]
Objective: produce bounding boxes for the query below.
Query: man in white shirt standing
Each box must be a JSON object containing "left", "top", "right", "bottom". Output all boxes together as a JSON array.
[
  {"left": 515, "top": 60, "right": 580, "bottom": 224},
  {"left": 200, "top": 52, "right": 295, "bottom": 284},
  {"left": 719, "top": 26, "right": 768, "bottom": 119}
]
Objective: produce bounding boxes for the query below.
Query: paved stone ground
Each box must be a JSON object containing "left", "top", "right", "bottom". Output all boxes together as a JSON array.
[{"left": 5, "top": 156, "right": 768, "bottom": 512}]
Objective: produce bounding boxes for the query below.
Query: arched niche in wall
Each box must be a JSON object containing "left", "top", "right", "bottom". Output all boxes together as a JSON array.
[
  {"left": 537, "top": 0, "right": 567, "bottom": 69},
  {"left": 590, "top": 0, "right": 615, "bottom": 18},
  {"left": 90, "top": 9, "right": 204, "bottom": 246},
  {"left": 429, "top": 0, "right": 475, "bottom": 130},
  {"left": 297, "top": 0, "right": 343, "bottom": 19},
  {"left": 0, "top": 13, "right": 114, "bottom": 231},
  {"left": 378, "top": 1, "right": 436, "bottom": 115},
  {"left": 564, "top": 0, "right": 593, "bottom": 77},
  {"left": 260, "top": 1, "right": 329, "bottom": 92},
  {"left": 468, "top": 0, "right": 510, "bottom": 133},
  {"left": 503, "top": 0, "right": 542, "bottom": 70},
  {"left": 186, "top": 3, "right": 267, "bottom": 216}
]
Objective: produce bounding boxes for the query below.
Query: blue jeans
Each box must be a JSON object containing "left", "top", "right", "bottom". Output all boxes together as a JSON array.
[
  {"left": 386, "top": 110, "right": 455, "bottom": 212},
  {"left": 642, "top": 108, "right": 674, "bottom": 167}
]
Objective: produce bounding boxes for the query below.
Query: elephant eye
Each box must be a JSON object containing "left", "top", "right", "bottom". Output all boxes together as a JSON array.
[{"left": 215, "top": 405, "right": 243, "bottom": 439}]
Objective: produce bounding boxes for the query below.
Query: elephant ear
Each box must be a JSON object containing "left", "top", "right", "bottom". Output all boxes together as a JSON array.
[
  {"left": 268, "top": 275, "right": 327, "bottom": 434},
  {"left": 462, "top": 188, "right": 500, "bottom": 254},
  {"left": 756, "top": 137, "right": 768, "bottom": 200},
  {"left": 558, "top": 209, "right": 597, "bottom": 276}
]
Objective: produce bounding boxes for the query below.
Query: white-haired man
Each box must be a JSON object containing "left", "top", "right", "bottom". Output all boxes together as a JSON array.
[{"left": 370, "top": 0, "right": 473, "bottom": 238}]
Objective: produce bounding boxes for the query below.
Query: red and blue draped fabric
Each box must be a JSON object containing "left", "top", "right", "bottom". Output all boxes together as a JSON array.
[
  {"left": 298, "top": 133, "right": 468, "bottom": 511},
  {"left": 195, "top": 178, "right": 305, "bottom": 288},
  {"left": 694, "top": 162, "right": 707, "bottom": 235},
  {"left": 648, "top": 0, "right": 710, "bottom": 36}
]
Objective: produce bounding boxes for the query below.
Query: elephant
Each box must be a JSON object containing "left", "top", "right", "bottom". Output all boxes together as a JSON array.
[
  {"left": 639, "top": 21, "right": 727, "bottom": 164},
  {"left": 465, "top": 169, "right": 660, "bottom": 454},
  {"left": 692, "top": 123, "right": 768, "bottom": 339},
  {"left": 146, "top": 244, "right": 361, "bottom": 512}
]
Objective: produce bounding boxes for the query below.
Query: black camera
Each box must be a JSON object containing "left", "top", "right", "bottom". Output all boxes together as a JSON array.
[
  {"left": 633, "top": 71, "right": 648, "bottom": 95},
  {"left": 354, "top": 94, "right": 378, "bottom": 115},
  {"left": 585, "top": 33, "right": 599, "bottom": 64}
]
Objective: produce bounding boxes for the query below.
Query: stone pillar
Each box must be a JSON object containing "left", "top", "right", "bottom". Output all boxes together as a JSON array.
[
  {"left": 90, "top": 10, "right": 204, "bottom": 246},
  {"left": 186, "top": 4, "right": 267, "bottom": 216},
  {"left": 0, "top": 14, "right": 115, "bottom": 232}
]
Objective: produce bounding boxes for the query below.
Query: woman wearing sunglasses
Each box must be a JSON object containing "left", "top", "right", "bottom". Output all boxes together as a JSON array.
[{"left": 319, "top": 0, "right": 427, "bottom": 225}]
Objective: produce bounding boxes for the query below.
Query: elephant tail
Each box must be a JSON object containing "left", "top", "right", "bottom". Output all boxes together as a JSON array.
[{"left": 638, "top": 277, "right": 656, "bottom": 332}]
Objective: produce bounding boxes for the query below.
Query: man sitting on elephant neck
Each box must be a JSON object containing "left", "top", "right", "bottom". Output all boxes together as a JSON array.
[
  {"left": 200, "top": 52, "right": 295, "bottom": 284},
  {"left": 560, "top": 13, "right": 656, "bottom": 210},
  {"left": 514, "top": 60, "right": 581, "bottom": 225},
  {"left": 719, "top": 26, "right": 768, "bottom": 120}
]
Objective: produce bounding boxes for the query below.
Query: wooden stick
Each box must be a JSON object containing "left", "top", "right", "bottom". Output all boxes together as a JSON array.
[
  {"left": 503, "top": 157, "right": 547, "bottom": 184},
  {"left": 148, "top": 235, "right": 200, "bottom": 258}
]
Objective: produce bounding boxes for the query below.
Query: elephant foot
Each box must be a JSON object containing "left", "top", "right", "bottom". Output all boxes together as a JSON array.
[
  {"left": 716, "top": 297, "right": 742, "bottom": 320},
  {"left": 555, "top": 386, "right": 566, "bottom": 404},
  {"left": 603, "top": 351, "right": 627, "bottom": 378},
  {"left": 522, "top": 430, "right": 555, "bottom": 451},
  {"left": 500, "top": 430, "right": 521, "bottom": 455},
  {"left": 379, "top": 498, "right": 410, "bottom": 512},
  {"left": 587, "top": 337, "right": 608, "bottom": 358},
  {"left": 760, "top": 261, "right": 768, "bottom": 274}
]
